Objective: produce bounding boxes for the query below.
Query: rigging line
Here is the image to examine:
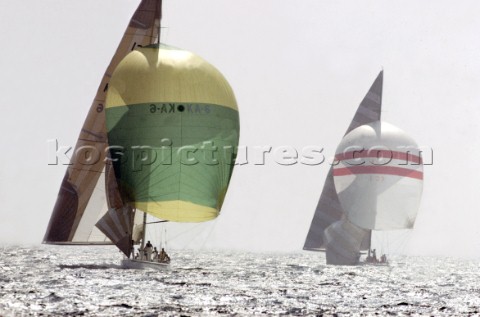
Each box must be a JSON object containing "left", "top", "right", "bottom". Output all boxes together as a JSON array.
[
  {"left": 145, "top": 220, "right": 169, "bottom": 225},
  {"left": 200, "top": 219, "right": 218, "bottom": 249},
  {"left": 164, "top": 227, "right": 167, "bottom": 250},
  {"left": 166, "top": 223, "right": 205, "bottom": 243},
  {"left": 182, "top": 222, "right": 215, "bottom": 250}
]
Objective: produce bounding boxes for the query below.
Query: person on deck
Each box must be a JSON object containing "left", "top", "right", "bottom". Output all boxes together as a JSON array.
[
  {"left": 153, "top": 247, "right": 158, "bottom": 260},
  {"left": 145, "top": 241, "right": 153, "bottom": 261},
  {"left": 159, "top": 248, "right": 170, "bottom": 263},
  {"left": 137, "top": 247, "right": 144, "bottom": 260},
  {"left": 130, "top": 239, "right": 135, "bottom": 259},
  {"left": 372, "top": 249, "right": 377, "bottom": 262},
  {"left": 366, "top": 249, "right": 372, "bottom": 263}
]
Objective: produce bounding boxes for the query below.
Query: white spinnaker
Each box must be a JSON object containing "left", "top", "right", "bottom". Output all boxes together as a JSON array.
[{"left": 333, "top": 121, "right": 424, "bottom": 231}]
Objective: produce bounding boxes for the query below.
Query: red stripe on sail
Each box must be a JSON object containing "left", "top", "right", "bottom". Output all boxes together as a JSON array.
[
  {"left": 335, "top": 150, "right": 422, "bottom": 164},
  {"left": 333, "top": 165, "right": 423, "bottom": 180}
]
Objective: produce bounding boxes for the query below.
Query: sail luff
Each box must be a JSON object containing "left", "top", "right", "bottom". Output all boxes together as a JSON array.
[
  {"left": 303, "top": 71, "right": 383, "bottom": 253},
  {"left": 44, "top": 0, "right": 164, "bottom": 245}
]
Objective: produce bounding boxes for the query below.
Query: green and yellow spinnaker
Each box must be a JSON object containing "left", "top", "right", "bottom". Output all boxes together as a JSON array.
[{"left": 106, "top": 44, "right": 239, "bottom": 223}]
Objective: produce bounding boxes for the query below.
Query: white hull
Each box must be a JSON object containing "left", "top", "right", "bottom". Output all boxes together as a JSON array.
[{"left": 121, "top": 259, "right": 170, "bottom": 270}]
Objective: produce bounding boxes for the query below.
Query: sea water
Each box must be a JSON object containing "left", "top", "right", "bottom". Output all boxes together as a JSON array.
[{"left": 1, "top": 245, "right": 479, "bottom": 316}]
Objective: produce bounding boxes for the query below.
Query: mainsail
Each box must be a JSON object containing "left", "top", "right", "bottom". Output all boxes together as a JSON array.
[
  {"left": 303, "top": 71, "right": 383, "bottom": 264},
  {"left": 44, "top": 1, "right": 163, "bottom": 246}
]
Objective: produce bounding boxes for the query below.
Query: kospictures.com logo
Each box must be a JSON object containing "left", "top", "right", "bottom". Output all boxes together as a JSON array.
[{"left": 47, "top": 139, "right": 433, "bottom": 169}]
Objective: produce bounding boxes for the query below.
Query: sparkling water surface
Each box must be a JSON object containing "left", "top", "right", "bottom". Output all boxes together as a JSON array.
[{"left": 1, "top": 245, "right": 479, "bottom": 316}]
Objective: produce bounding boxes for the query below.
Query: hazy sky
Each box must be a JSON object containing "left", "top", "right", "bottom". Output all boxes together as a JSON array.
[{"left": 1, "top": 0, "right": 480, "bottom": 257}]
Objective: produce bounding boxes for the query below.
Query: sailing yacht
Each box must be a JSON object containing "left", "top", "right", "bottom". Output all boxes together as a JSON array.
[
  {"left": 43, "top": 0, "right": 240, "bottom": 269},
  {"left": 303, "top": 71, "right": 423, "bottom": 265}
]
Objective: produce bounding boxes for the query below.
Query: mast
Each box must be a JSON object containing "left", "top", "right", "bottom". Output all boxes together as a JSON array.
[{"left": 140, "top": 212, "right": 147, "bottom": 250}]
